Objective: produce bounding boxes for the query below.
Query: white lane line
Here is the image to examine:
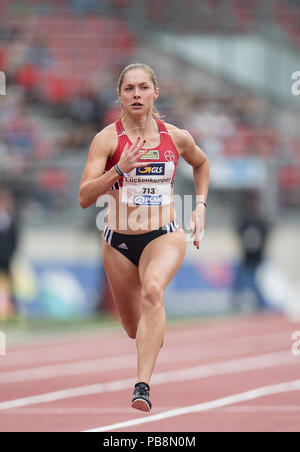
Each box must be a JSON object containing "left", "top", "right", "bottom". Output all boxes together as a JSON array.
[
  {"left": 220, "top": 405, "right": 300, "bottom": 412},
  {"left": 4, "top": 321, "right": 245, "bottom": 354},
  {"left": 1, "top": 344, "right": 128, "bottom": 368},
  {"left": 4, "top": 326, "right": 209, "bottom": 360},
  {"left": 2, "top": 405, "right": 300, "bottom": 416},
  {"left": 0, "top": 354, "right": 136, "bottom": 384},
  {"left": 83, "top": 378, "right": 300, "bottom": 432},
  {"left": 0, "top": 407, "right": 150, "bottom": 414},
  {"left": 0, "top": 377, "right": 134, "bottom": 411},
  {"left": 0, "top": 350, "right": 296, "bottom": 411},
  {"left": 0, "top": 330, "right": 291, "bottom": 383},
  {"left": 3, "top": 318, "right": 288, "bottom": 365},
  {"left": 2, "top": 339, "right": 133, "bottom": 368}
]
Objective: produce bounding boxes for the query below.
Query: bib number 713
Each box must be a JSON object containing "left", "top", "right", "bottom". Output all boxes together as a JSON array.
[{"left": 143, "top": 188, "right": 155, "bottom": 194}]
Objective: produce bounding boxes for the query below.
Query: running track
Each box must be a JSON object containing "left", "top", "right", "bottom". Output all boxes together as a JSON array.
[{"left": 0, "top": 312, "right": 299, "bottom": 432}]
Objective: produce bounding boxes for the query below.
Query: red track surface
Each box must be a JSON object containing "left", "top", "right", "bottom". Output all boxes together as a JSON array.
[{"left": 0, "top": 312, "right": 300, "bottom": 432}]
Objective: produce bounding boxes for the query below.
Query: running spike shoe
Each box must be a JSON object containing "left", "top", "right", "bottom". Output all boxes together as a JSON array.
[{"left": 131, "top": 382, "right": 152, "bottom": 412}]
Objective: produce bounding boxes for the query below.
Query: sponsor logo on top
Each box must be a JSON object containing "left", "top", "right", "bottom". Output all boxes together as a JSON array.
[
  {"left": 136, "top": 163, "right": 165, "bottom": 176},
  {"left": 139, "top": 150, "right": 160, "bottom": 160},
  {"left": 164, "top": 150, "right": 175, "bottom": 161},
  {"left": 134, "top": 194, "right": 162, "bottom": 206}
]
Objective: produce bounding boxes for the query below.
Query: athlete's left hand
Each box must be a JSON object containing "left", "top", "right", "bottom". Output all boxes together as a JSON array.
[{"left": 189, "top": 203, "right": 206, "bottom": 249}]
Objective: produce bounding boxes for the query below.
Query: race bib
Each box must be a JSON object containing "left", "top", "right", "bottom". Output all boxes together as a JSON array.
[{"left": 121, "top": 162, "right": 174, "bottom": 206}]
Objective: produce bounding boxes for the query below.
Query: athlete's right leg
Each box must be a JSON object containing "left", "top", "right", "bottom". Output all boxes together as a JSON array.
[{"left": 101, "top": 237, "right": 142, "bottom": 339}]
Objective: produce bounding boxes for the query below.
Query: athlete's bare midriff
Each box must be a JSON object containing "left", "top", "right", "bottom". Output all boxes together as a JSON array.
[{"left": 104, "top": 189, "right": 176, "bottom": 234}]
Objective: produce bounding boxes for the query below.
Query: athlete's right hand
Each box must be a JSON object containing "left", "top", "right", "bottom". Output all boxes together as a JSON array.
[{"left": 117, "top": 138, "right": 150, "bottom": 174}]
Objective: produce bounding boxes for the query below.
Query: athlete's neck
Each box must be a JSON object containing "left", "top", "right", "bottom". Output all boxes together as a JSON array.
[{"left": 122, "top": 114, "right": 157, "bottom": 137}]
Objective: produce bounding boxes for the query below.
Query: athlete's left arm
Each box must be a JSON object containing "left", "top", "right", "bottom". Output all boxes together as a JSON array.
[{"left": 178, "top": 129, "right": 210, "bottom": 249}]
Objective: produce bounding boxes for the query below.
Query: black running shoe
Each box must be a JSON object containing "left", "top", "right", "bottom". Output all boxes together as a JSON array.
[{"left": 131, "top": 382, "right": 152, "bottom": 412}]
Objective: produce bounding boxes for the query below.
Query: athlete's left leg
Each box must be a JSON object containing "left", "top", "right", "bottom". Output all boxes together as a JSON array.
[{"left": 136, "top": 228, "right": 186, "bottom": 385}]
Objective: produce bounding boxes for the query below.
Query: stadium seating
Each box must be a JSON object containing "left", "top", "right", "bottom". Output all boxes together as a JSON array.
[
  {"left": 0, "top": 5, "right": 136, "bottom": 102},
  {"left": 0, "top": 0, "right": 299, "bottom": 213}
]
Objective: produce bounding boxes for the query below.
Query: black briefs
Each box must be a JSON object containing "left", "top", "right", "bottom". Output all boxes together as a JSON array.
[{"left": 103, "top": 219, "right": 180, "bottom": 267}]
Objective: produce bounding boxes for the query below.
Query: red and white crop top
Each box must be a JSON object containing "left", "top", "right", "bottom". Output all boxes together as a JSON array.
[{"left": 104, "top": 118, "right": 179, "bottom": 207}]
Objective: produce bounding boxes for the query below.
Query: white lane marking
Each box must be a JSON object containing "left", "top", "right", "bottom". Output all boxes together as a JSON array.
[
  {"left": 83, "top": 379, "right": 300, "bottom": 432},
  {"left": 3, "top": 316, "right": 287, "bottom": 365},
  {"left": 2, "top": 338, "right": 133, "bottom": 368},
  {"left": 2, "top": 406, "right": 300, "bottom": 415},
  {"left": 220, "top": 405, "right": 300, "bottom": 412},
  {"left": 0, "top": 377, "right": 134, "bottom": 411},
  {"left": 0, "top": 349, "right": 296, "bottom": 411},
  {"left": 4, "top": 326, "right": 208, "bottom": 359},
  {"left": 0, "top": 330, "right": 291, "bottom": 383},
  {"left": 0, "top": 407, "right": 154, "bottom": 414},
  {"left": 0, "top": 354, "right": 136, "bottom": 384}
]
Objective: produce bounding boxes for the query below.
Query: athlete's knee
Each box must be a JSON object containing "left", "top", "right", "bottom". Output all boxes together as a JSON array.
[{"left": 141, "top": 281, "right": 163, "bottom": 308}]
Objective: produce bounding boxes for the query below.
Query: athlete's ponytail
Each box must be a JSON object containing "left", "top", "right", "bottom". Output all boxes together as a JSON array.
[{"left": 117, "top": 63, "right": 164, "bottom": 120}]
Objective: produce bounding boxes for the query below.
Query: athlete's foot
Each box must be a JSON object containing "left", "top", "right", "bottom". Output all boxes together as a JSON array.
[{"left": 131, "top": 382, "right": 152, "bottom": 412}]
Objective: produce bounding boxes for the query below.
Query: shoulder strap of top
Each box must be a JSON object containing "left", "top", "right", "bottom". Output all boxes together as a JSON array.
[
  {"left": 109, "top": 120, "right": 128, "bottom": 166},
  {"left": 115, "top": 119, "right": 125, "bottom": 136},
  {"left": 155, "top": 118, "right": 179, "bottom": 161},
  {"left": 155, "top": 118, "right": 169, "bottom": 134}
]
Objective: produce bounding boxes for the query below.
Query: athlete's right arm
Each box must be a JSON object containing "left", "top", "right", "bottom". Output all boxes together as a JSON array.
[
  {"left": 78, "top": 129, "right": 118, "bottom": 209},
  {"left": 78, "top": 130, "right": 148, "bottom": 209}
]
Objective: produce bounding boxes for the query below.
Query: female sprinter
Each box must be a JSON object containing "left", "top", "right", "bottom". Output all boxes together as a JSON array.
[{"left": 78, "top": 63, "right": 209, "bottom": 412}]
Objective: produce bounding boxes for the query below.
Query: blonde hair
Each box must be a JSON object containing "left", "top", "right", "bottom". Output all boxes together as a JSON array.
[{"left": 117, "top": 63, "right": 164, "bottom": 120}]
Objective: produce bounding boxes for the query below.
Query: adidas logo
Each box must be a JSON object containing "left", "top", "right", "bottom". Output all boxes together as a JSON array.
[{"left": 118, "top": 243, "right": 128, "bottom": 250}]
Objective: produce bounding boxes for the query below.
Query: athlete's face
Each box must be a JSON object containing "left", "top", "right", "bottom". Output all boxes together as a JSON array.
[{"left": 118, "top": 69, "right": 159, "bottom": 115}]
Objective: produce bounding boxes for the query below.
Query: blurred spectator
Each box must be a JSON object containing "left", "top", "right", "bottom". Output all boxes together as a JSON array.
[
  {"left": 56, "top": 88, "right": 107, "bottom": 150},
  {"left": 232, "top": 193, "right": 270, "bottom": 311},
  {"left": 25, "top": 35, "right": 54, "bottom": 68},
  {"left": 0, "top": 188, "right": 19, "bottom": 316},
  {"left": 0, "top": 22, "right": 22, "bottom": 42},
  {"left": 68, "top": 0, "right": 102, "bottom": 14},
  {"left": 69, "top": 88, "right": 106, "bottom": 129},
  {"left": 2, "top": 106, "right": 51, "bottom": 173},
  {"left": 183, "top": 101, "right": 236, "bottom": 160}
]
